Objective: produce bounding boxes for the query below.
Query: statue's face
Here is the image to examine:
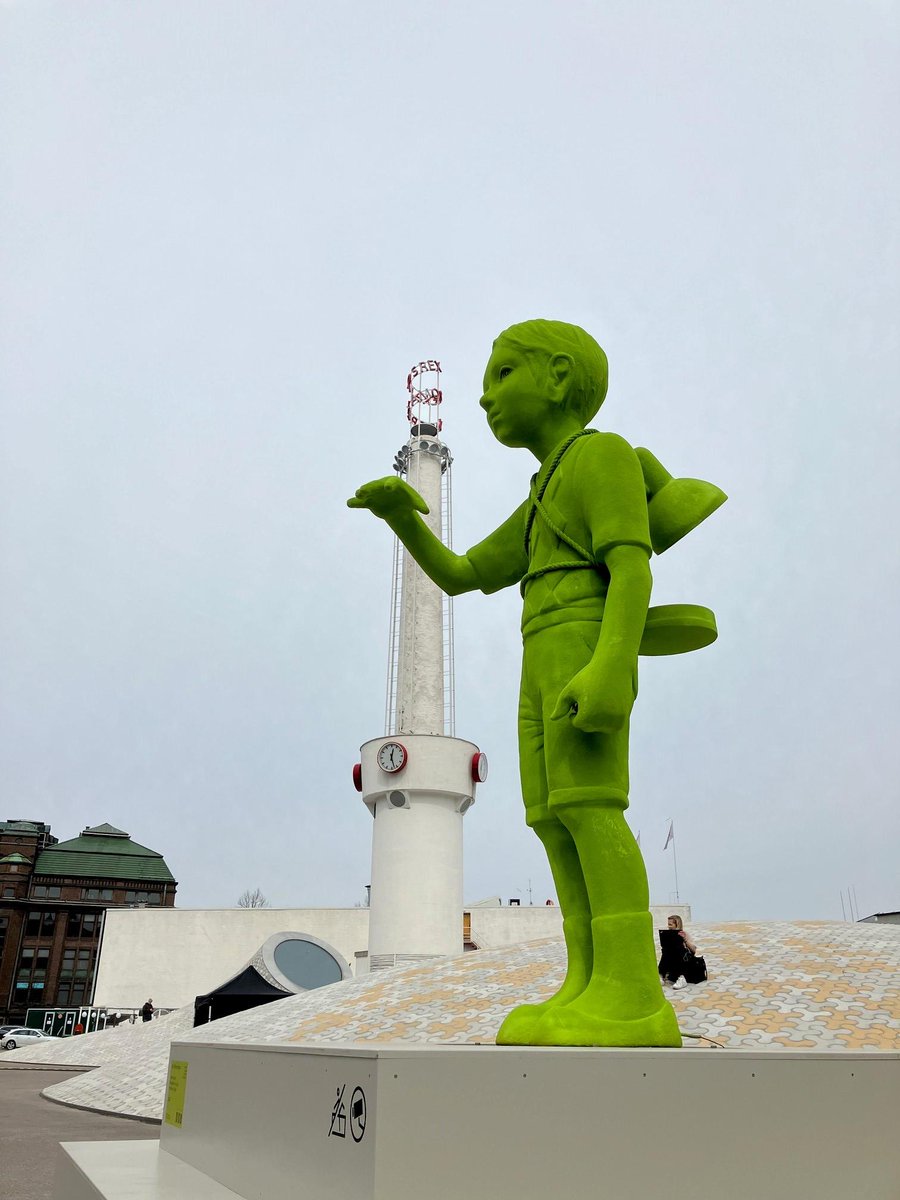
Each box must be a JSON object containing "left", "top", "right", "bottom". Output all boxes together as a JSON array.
[{"left": 479, "top": 340, "right": 549, "bottom": 448}]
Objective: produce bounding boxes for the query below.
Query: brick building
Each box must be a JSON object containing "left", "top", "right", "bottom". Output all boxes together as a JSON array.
[{"left": 0, "top": 818, "right": 176, "bottom": 1024}]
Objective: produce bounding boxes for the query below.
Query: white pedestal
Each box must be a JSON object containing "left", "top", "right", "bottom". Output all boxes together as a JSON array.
[
  {"left": 53, "top": 1140, "right": 241, "bottom": 1200},
  {"left": 54, "top": 1040, "right": 900, "bottom": 1199}
]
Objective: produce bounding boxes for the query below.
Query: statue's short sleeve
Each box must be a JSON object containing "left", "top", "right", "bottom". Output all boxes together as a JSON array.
[
  {"left": 465, "top": 501, "right": 530, "bottom": 594},
  {"left": 582, "top": 433, "right": 652, "bottom": 562}
]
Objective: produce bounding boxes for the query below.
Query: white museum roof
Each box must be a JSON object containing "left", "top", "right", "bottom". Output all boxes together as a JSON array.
[{"left": 2, "top": 920, "right": 897, "bottom": 1122}]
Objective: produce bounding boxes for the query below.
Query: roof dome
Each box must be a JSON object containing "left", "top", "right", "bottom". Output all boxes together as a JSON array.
[{"left": 4, "top": 921, "right": 898, "bottom": 1122}]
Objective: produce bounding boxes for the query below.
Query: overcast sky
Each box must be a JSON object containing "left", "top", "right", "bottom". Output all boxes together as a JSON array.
[{"left": 1, "top": 2, "right": 897, "bottom": 922}]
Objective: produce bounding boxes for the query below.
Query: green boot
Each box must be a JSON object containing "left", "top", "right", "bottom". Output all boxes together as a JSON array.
[
  {"left": 496, "top": 915, "right": 592, "bottom": 1045},
  {"left": 532, "top": 912, "right": 681, "bottom": 1047}
]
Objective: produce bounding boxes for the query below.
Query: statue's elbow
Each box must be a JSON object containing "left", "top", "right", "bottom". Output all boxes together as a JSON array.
[
  {"left": 445, "top": 557, "right": 480, "bottom": 597},
  {"left": 607, "top": 555, "right": 652, "bottom": 598}
]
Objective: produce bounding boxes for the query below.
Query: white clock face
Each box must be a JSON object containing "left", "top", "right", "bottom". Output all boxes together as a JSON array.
[
  {"left": 377, "top": 742, "right": 407, "bottom": 773},
  {"left": 473, "top": 751, "right": 488, "bottom": 783}
]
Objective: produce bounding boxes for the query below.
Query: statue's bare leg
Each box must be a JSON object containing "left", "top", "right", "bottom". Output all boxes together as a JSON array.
[
  {"left": 496, "top": 667, "right": 593, "bottom": 1045},
  {"left": 534, "top": 800, "right": 680, "bottom": 1046},
  {"left": 499, "top": 622, "right": 680, "bottom": 1047}
]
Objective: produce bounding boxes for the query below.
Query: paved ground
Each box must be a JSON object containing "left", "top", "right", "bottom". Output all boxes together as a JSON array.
[
  {"left": 3, "top": 921, "right": 898, "bottom": 1124},
  {"left": 0, "top": 1067, "right": 158, "bottom": 1200}
]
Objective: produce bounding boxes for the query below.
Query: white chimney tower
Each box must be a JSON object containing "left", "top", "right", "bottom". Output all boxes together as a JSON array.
[{"left": 354, "top": 361, "right": 487, "bottom": 971}]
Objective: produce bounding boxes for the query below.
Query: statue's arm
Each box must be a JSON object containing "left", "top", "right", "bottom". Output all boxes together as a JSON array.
[
  {"left": 390, "top": 509, "right": 480, "bottom": 597},
  {"left": 350, "top": 476, "right": 528, "bottom": 596},
  {"left": 551, "top": 434, "right": 654, "bottom": 733},
  {"left": 347, "top": 476, "right": 478, "bottom": 596},
  {"left": 552, "top": 544, "right": 652, "bottom": 733}
]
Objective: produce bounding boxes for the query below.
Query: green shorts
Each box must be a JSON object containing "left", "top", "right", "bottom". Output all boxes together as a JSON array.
[{"left": 518, "top": 620, "right": 635, "bottom": 827}]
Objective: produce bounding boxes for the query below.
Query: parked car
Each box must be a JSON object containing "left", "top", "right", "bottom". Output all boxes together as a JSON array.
[
  {"left": 1, "top": 1027, "right": 57, "bottom": 1050},
  {"left": 0, "top": 1025, "right": 18, "bottom": 1040}
]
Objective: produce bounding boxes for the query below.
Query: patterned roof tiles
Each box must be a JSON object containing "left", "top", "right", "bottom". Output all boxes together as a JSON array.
[{"left": 2, "top": 920, "right": 896, "bottom": 1122}]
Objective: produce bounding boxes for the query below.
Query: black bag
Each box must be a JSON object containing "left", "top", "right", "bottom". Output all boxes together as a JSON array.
[{"left": 682, "top": 950, "right": 707, "bottom": 984}]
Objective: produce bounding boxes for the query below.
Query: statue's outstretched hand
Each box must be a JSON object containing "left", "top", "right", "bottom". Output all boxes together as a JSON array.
[
  {"left": 347, "top": 476, "right": 429, "bottom": 522},
  {"left": 550, "top": 662, "right": 635, "bottom": 734}
]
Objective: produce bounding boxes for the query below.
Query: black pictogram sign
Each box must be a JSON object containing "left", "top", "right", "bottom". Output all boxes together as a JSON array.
[
  {"left": 328, "top": 1085, "right": 347, "bottom": 1138},
  {"left": 349, "top": 1086, "right": 367, "bottom": 1142}
]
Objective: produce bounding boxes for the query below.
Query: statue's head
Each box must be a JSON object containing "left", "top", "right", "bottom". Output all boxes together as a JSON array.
[{"left": 492, "top": 319, "right": 608, "bottom": 425}]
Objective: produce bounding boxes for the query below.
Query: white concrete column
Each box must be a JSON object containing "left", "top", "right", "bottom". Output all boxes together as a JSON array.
[
  {"left": 368, "top": 794, "right": 463, "bottom": 961},
  {"left": 361, "top": 735, "right": 479, "bottom": 968},
  {"left": 394, "top": 436, "right": 444, "bottom": 736}
]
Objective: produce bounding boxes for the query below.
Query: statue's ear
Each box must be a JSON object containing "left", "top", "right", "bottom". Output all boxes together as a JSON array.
[{"left": 548, "top": 353, "right": 574, "bottom": 405}]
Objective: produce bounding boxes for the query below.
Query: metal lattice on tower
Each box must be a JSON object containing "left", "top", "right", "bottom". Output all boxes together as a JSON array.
[{"left": 384, "top": 360, "right": 455, "bottom": 738}]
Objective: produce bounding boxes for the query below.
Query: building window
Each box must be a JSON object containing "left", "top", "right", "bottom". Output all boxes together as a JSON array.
[
  {"left": 57, "top": 983, "right": 86, "bottom": 1006},
  {"left": 15, "top": 947, "right": 50, "bottom": 1007},
  {"left": 2, "top": 887, "right": 13, "bottom": 898},
  {"left": 26, "top": 910, "right": 58, "bottom": 939},
  {"left": 59, "top": 946, "right": 94, "bottom": 981},
  {"left": 82, "top": 888, "right": 113, "bottom": 901},
  {"left": 31, "top": 885, "right": 61, "bottom": 899},
  {"left": 18, "top": 946, "right": 50, "bottom": 973},
  {"left": 268, "top": 935, "right": 346, "bottom": 991},
  {"left": 125, "top": 890, "right": 160, "bottom": 905},
  {"left": 66, "top": 912, "right": 100, "bottom": 939},
  {"left": 14, "top": 980, "right": 34, "bottom": 1004}
]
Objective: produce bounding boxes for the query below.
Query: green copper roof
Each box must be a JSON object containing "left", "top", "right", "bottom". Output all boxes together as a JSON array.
[
  {"left": 1, "top": 819, "right": 51, "bottom": 834},
  {"left": 0, "top": 853, "right": 32, "bottom": 864},
  {"left": 33, "top": 823, "right": 175, "bottom": 884}
]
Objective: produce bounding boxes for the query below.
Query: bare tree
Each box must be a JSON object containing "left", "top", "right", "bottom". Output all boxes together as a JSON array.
[{"left": 236, "top": 887, "right": 270, "bottom": 908}]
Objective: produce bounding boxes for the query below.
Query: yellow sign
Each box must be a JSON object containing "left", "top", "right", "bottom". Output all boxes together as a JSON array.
[{"left": 164, "top": 1060, "right": 188, "bottom": 1128}]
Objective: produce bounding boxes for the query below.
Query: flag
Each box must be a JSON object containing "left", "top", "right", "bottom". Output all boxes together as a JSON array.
[{"left": 664, "top": 820, "right": 674, "bottom": 851}]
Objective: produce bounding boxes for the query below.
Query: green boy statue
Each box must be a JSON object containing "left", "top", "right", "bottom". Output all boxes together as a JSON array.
[{"left": 349, "top": 320, "right": 725, "bottom": 1047}]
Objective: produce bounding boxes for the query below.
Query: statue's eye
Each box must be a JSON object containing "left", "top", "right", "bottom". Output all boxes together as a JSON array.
[{"left": 499, "top": 366, "right": 512, "bottom": 380}]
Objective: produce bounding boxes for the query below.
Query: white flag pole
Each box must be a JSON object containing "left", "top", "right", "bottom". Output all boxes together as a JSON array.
[{"left": 673, "top": 830, "right": 680, "bottom": 902}]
